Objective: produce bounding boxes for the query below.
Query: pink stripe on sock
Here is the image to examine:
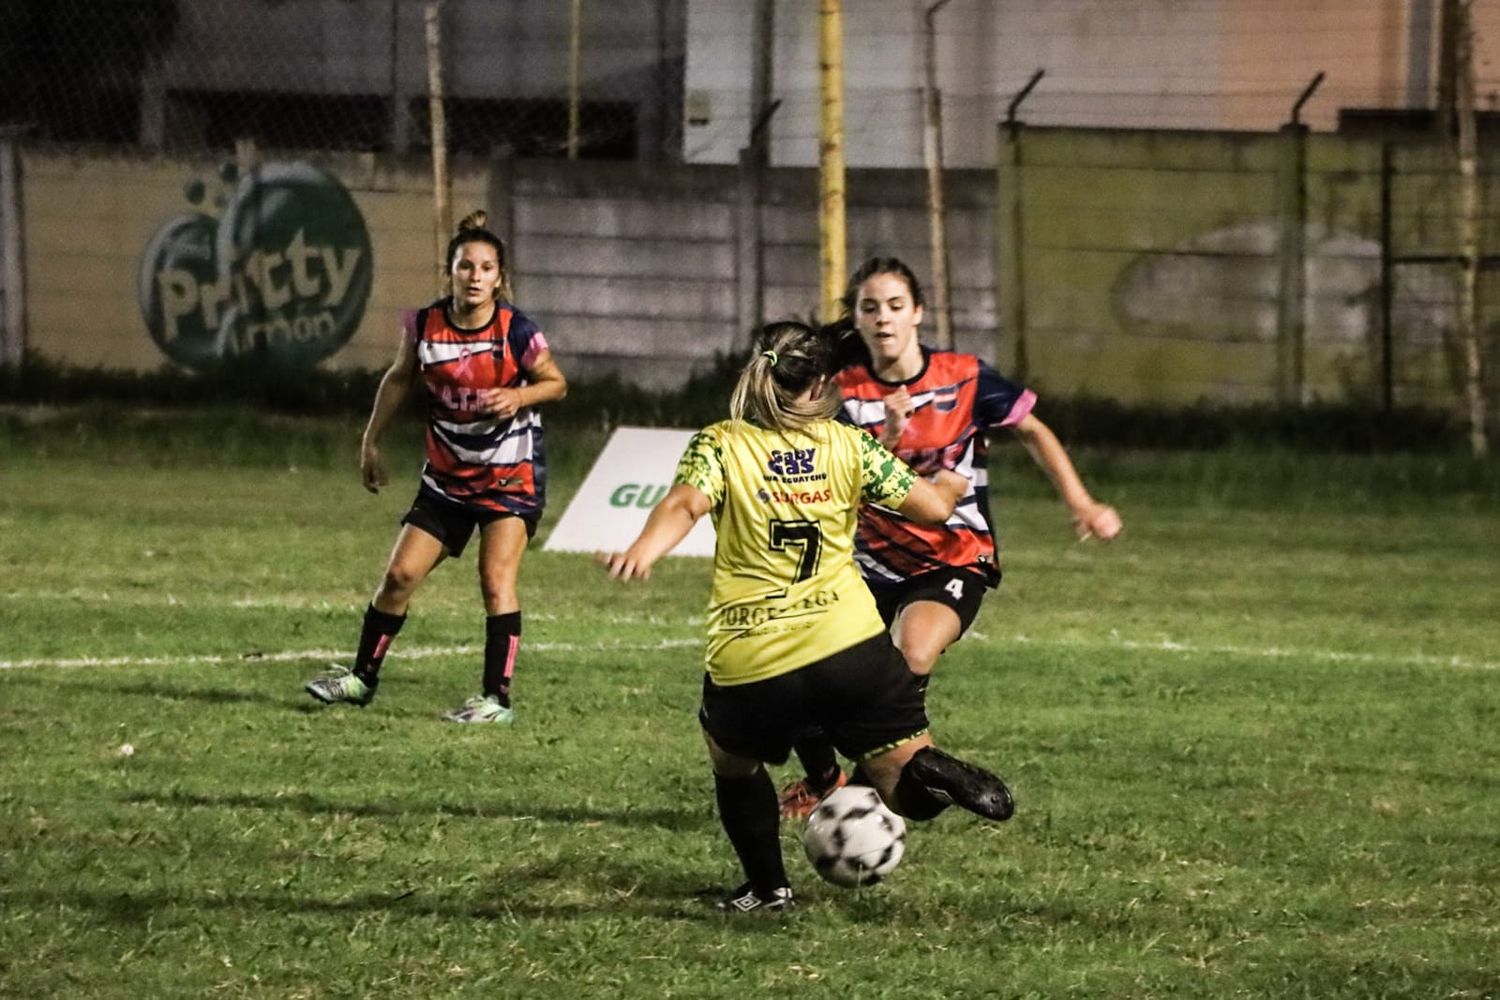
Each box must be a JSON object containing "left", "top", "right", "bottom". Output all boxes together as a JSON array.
[
  {"left": 503, "top": 635, "right": 519, "bottom": 681},
  {"left": 372, "top": 634, "right": 393, "bottom": 660}
]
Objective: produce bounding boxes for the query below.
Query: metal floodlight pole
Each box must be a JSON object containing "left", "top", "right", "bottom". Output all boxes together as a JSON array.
[
  {"left": 819, "top": 0, "right": 847, "bottom": 323},
  {"left": 923, "top": 0, "right": 955, "bottom": 348}
]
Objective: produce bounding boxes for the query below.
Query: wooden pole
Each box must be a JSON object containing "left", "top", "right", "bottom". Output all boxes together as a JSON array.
[
  {"left": 389, "top": 0, "right": 410, "bottom": 154},
  {"left": 1453, "top": 0, "right": 1488, "bottom": 455},
  {"left": 923, "top": 0, "right": 955, "bottom": 348},
  {"left": 0, "top": 136, "right": 25, "bottom": 368},
  {"left": 425, "top": 0, "right": 451, "bottom": 289},
  {"left": 568, "top": 0, "right": 583, "bottom": 159},
  {"left": 751, "top": 0, "right": 775, "bottom": 170},
  {"left": 818, "top": 0, "right": 847, "bottom": 323}
]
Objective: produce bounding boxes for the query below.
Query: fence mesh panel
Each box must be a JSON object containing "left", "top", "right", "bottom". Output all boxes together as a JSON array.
[{"left": 0, "top": 0, "right": 682, "bottom": 162}]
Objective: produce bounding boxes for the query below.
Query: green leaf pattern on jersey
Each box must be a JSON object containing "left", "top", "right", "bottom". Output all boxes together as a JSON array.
[
  {"left": 674, "top": 427, "right": 725, "bottom": 503},
  {"left": 858, "top": 429, "right": 917, "bottom": 506}
]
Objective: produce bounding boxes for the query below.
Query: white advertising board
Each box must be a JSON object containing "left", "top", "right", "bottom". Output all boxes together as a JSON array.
[{"left": 543, "top": 426, "right": 717, "bottom": 557}]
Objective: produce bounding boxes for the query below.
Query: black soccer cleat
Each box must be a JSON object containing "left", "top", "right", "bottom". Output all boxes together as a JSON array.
[
  {"left": 906, "top": 746, "right": 1015, "bottom": 822},
  {"left": 716, "top": 882, "right": 795, "bottom": 915}
]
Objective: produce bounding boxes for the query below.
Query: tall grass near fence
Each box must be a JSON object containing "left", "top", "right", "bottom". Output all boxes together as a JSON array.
[{"left": 2, "top": 412, "right": 1498, "bottom": 998}]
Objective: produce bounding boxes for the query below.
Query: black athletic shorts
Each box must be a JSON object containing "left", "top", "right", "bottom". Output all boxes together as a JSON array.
[
  {"left": 698, "top": 632, "right": 929, "bottom": 764},
  {"left": 869, "top": 566, "right": 991, "bottom": 635},
  {"left": 401, "top": 485, "right": 538, "bottom": 558}
]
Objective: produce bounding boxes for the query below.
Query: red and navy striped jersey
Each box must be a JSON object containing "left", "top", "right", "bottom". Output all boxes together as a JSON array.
[
  {"left": 404, "top": 298, "right": 552, "bottom": 516},
  {"left": 836, "top": 348, "right": 1036, "bottom": 587}
]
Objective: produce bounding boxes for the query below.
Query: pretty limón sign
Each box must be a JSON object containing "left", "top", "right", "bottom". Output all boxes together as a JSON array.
[{"left": 138, "top": 161, "right": 372, "bottom": 370}]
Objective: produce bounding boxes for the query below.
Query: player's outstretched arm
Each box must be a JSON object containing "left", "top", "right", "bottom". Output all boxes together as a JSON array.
[
  {"left": 1010, "top": 413, "right": 1123, "bottom": 541},
  {"left": 897, "top": 469, "right": 967, "bottom": 526},
  {"left": 597, "top": 484, "right": 712, "bottom": 581}
]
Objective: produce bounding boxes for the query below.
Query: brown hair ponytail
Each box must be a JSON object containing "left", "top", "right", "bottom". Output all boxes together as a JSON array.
[{"left": 446, "top": 209, "right": 514, "bottom": 302}]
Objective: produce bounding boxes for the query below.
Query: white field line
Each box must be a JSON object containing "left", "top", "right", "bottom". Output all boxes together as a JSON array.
[
  {"left": 3, "top": 589, "right": 564, "bottom": 617},
  {"left": 4, "top": 590, "right": 676, "bottom": 627},
  {"left": 981, "top": 632, "right": 1500, "bottom": 673},
  {"left": 1, "top": 631, "right": 1495, "bottom": 674},
  {"left": 0, "top": 639, "right": 702, "bottom": 672}
]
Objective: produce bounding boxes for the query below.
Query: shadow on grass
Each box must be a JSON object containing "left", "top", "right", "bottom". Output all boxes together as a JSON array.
[
  {"left": 120, "top": 787, "right": 705, "bottom": 831},
  {"left": 0, "top": 673, "right": 456, "bottom": 720},
  {"left": 0, "top": 876, "right": 808, "bottom": 928}
]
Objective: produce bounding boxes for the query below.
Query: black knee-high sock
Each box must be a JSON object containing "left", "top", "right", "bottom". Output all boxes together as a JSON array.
[
  {"left": 483, "top": 612, "right": 521, "bottom": 706},
  {"left": 793, "top": 732, "right": 841, "bottom": 792},
  {"left": 353, "top": 604, "right": 405, "bottom": 686},
  {"left": 714, "top": 770, "right": 788, "bottom": 895}
]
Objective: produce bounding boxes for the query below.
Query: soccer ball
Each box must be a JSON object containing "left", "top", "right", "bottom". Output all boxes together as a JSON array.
[{"left": 803, "top": 785, "right": 907, "bottom": 888}]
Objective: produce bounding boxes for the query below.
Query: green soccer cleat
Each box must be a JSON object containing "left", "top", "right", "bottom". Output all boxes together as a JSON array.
[
  {"left": 304, "top": 665, "right": 375, "bottom": 707},
  {"left": 442, "top": 694, "right": 515, "bottom": 724}
]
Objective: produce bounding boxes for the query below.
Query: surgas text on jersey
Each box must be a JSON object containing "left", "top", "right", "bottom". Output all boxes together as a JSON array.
[{"left": 756, "top": 487, "right": 833, "bottom": 504}]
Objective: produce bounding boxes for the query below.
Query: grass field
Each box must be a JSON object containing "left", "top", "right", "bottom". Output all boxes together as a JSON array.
[{"left": 3, "top": 409, "right": 1499, "bottom": 998}]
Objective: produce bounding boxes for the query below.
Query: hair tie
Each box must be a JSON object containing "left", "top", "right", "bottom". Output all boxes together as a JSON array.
[{"left": 761, "top": 349, "right": 779, "bottom": 366}]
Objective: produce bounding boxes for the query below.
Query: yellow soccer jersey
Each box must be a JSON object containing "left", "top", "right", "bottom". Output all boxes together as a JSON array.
[{"left": 673, "top": 419, "right": 917, "bottom": 686}]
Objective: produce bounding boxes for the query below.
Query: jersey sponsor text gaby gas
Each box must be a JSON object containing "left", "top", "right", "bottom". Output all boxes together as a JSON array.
[
  {"left": 673, "top": 420, "right": 916, "bottom": 687},
  {"left": 406, "top": 300, "right": 551, "bottom": 516}
]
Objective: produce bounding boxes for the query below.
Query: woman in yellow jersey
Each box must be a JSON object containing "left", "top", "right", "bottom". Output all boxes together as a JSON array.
[{"left": 599, "top": 321, "right": 1014, "bottom": 914}]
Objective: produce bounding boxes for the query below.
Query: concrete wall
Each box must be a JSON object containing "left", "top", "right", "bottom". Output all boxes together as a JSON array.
[
  {"left": 16, "top": 130, "right": 1496, "bottom": 410},
  {"left": 999, "top": 126, "right": 1500, "bottom": 409},
  {"left": 510, "top": 159, "right": 999, "bottom": 386},
  {"left": 16, "top": 148, "right": 998, "bottom": 389}
]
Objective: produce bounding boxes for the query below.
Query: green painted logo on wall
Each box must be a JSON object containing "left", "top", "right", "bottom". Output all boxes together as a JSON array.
[{"left": 138, "top": 161, "right": 372, "bottom": 370}]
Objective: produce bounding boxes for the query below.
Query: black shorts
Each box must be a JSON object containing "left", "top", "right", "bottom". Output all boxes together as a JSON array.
[
  {"left": 869, "top": 566, "right": 991, "bottom": 635},
  {"left": 698, "top": 633, "right": 929, "bottom": 764},
  {"left": 401, "top": 486, "right": 538, "bottom": 558}
]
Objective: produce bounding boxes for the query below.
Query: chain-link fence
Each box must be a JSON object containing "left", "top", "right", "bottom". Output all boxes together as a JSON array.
[
  {"left": 0, "top": 0, "right": 684, "bottom": 161},
  {"left": 8, "top": 0, "right": 1500, "bottom": 170}
]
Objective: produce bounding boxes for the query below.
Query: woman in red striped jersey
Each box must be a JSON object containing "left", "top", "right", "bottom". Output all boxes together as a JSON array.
[
  {"left": 304, "top": 210, "right": 568, "bottom": 723},
  {"left": 779, "top": 256, "right": 1122, "bottom": 816}
]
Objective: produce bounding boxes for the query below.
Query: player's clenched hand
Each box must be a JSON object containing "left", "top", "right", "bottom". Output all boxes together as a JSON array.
[
  {"left": 480, "top": 387, "right": 523, "bottom": 419},
  {"left": 596, "top": 550, "right": 653, "bottom": 581},
  {"left": 360, "top": 442, "right": 389, "bottom": 494},
  {"left": 881, "top": 387, "right": 915, "bottom": 449},
  {"left": 1072, "top": 501, "right": 1123, "bottom": 542}
]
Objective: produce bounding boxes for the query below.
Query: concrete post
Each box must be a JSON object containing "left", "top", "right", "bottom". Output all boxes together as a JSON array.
[
  {"left": 1274, "top": 122, "right": 1309, "bottom": 404},
  {"left": 736, "top": 146, "right": 765, "bottom": 343},
  {"left": 995, "top": 122, "right": 1027, "bottom": 380},
  {"left": 487, "top": 147, "right": 518, "bottom": 286}
]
